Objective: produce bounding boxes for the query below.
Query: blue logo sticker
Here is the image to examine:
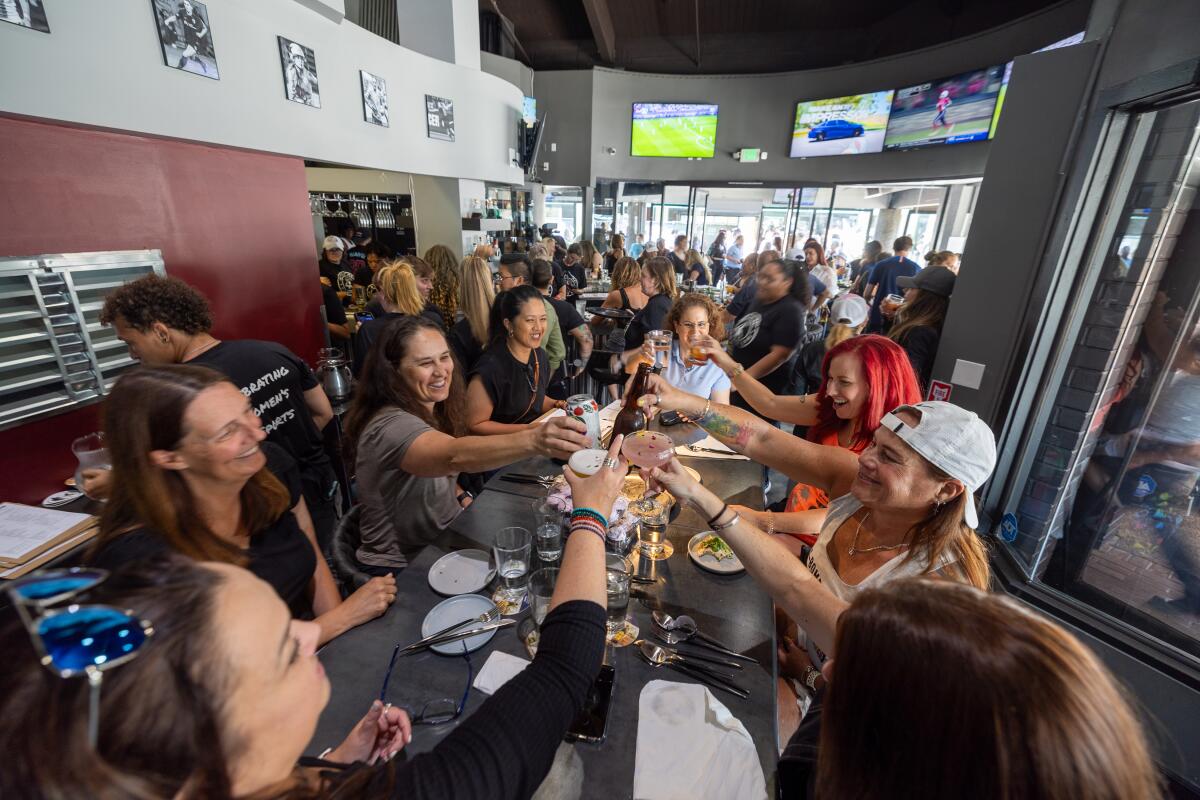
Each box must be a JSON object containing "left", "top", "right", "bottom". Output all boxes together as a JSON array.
[
  {"left": 1132, "top": 474, "right": 1157, "bottom": 499},
  {"left": 999, "top": 513, "right": 1019, "bottom": 543}
]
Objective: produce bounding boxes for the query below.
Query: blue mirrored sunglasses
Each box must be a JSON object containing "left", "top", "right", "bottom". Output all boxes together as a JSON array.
[{"left": 6, "top": 568, "right": 154, "bottom": 745}]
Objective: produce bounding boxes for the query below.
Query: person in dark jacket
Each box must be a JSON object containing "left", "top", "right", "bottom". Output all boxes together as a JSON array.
[{"left": 889, "top": 266, "right": 956, "bottom": 392}]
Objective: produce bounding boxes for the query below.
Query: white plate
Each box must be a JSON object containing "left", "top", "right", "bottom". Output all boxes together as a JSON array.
[
  {"left": 421, "top": 594, "right": 500, "bottom": 655},
  {"left": 687, "top": 531, "right": 745, "bottom": 575},
  {"left": 428, "top": 549, "right": 494, "bottom": 596}
]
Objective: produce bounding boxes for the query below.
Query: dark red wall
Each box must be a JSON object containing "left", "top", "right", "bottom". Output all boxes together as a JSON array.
[{"left": 0, "top": 116, "right": 324, "bottom": 505}]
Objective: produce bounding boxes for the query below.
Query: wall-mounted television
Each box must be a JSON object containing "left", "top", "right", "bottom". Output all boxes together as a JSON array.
[
  {"left": 884, "top": 64, "right": 1006, "bottom": 151},
  {"left": 522, "top": 96, "right": 537, "bottom": 126},
  {"left": 631, "top": 103, "right": 719, "bottom": 158},
  {"left": 988, "top": 61, "right": 1014, "bottom": 139},
  {"left": 789, "top": 91, "right": 894, "bottom": 158}
]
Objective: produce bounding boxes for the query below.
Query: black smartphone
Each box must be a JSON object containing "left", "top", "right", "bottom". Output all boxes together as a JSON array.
[
  {"left": 565, "top": 665, "right": 615, "bottom": 743},
  {"left": 659, "top": 409, "right": 683, "bottom": 426}
]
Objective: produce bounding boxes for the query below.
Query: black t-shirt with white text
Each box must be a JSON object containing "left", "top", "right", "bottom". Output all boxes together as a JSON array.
[
  {"left": 191, "top": 340, "right": 334, "bottom": 498},
  {"left": 729, "top": 294, "right": 805, "bottom": 393}
]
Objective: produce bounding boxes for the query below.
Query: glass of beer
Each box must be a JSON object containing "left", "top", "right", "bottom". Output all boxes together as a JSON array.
[
  {"left": 687, "top": 333, "right": 709, "bottom": 366},
  {"left": 881, "top": 293, "right": 904, "bottom": 318},
  {"left": 568, "top": 448, "right": 608, "bottom": 478}
]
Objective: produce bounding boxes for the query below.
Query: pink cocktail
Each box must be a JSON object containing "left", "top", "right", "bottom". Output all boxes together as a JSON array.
[
  {"left": 621, "top": 431, "right": 675, "bottom": 560},
  {"left": 621, "top": 431, "right": 674, "bottom": 470}
]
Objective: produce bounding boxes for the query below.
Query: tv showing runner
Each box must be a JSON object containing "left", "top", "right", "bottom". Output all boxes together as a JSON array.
[{"left": 884, "top": 64, "right": 1006, "bottom": 151}]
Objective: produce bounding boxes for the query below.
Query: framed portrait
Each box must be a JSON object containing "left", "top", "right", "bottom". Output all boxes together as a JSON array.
[
  {"left": 425, "top": 94, "right": 455, "bottom": 142},
  {"left": 0, "top": 0, "right": 50, "bottom": 33},
  {"left": 278, "top": 35, "right": 320, "bottom": 108},
  {"left": 360, "top": 70, "right": 389, "bottom": 127},
  {"left": 150, "top": 0, "right": 219, "bottom": 80}
]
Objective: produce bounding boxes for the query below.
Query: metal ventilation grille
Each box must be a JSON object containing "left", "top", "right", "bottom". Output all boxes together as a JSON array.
[
  {"left": 0, "top": 250, "right": 165, "bottom": 431},
  {"left": 347, "top": 0, "right": 399, "bottom": 45}
]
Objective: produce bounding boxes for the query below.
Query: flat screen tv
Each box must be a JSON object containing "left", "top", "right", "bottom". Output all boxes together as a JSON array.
[
  {"left": 988, "top": 61, "right": 1014, "bottom": 139},
  {"left": 522, "top": 96, "right": 537, "bottom": 126},
  {"left": 789, "top": 90, "right": 894, "bottom": 158},
  {"left": 884, "top": 64, "right": 1006, "bottom": 151},
  {"left": 631, "top": 103, "right": 719, "bottom": 158}
]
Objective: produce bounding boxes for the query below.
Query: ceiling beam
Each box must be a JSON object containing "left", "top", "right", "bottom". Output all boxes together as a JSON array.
[{"left": 581, "top": 0, "right": 617, "bottom": 64}]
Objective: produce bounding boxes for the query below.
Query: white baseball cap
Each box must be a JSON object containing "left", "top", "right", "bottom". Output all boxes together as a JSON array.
[
  {"left": 830, "top": 293, "right": 870, "bottom": 328},
  {"left": 879, "top": 401, "right": 996, "bottom": 529},
  {"left": 322, "top": 235, "right": 344, "bottom": 252}
]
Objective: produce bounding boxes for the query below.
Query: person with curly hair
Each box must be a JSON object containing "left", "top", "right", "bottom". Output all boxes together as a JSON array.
[
  {"left": 100, "top": 274, "right": 341, "bottom": 553},
  {"left": 423, "top": 243, "right": 460, "bottom": 331}
]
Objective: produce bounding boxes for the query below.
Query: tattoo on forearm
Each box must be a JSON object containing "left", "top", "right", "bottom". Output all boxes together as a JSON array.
[{"left": 703, "top": 410, "right": 755, "bottom": 448}]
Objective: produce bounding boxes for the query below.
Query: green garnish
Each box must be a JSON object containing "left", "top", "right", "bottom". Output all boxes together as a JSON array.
[{"left": 698, "top": 534, "right": 734, "bottom": 561}]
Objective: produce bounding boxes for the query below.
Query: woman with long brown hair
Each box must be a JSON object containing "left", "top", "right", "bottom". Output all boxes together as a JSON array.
[
  {"left": 620, "top": 255, "right": 678, "bottom": 371},
  {"left": 346, "top": 314, "right": 589, "bottom": 570},
  {"left": 89, "top": 365, "right": 396, "bottom": 644},
  {"left": 889, "top": 265, "right": 956, "bottom": 390},
  {"left": 815, "top": 579, "right": 1162, "bottom": 800},
  {"left": 602, "top": 232, "right": 626, "bottom": 273},
  {"left": 423, "top": 243, "right": 460, "bottom": 331},
  {"left": 448, "top": 254, "right": 495, "bottom": 371}
]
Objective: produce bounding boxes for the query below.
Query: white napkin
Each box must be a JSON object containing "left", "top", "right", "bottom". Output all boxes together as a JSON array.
[
  {"left": 674, "top": 433, "right": 750, "bottom": 461},
  {"left": 472, "top": 651, "right": 530, "bottom": 695},
  {"left": 633, "top": 679, "right": 767, "bottom": 800}
]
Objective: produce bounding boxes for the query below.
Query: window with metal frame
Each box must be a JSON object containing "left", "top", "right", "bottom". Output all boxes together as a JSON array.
[{"left": 0, "top": 250, "right": 165, "bottom": 432}]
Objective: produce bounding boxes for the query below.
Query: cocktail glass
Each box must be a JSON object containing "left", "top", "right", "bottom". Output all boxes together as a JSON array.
[{"left": 621, "top": 430, "right": 676, "bottom": 560}]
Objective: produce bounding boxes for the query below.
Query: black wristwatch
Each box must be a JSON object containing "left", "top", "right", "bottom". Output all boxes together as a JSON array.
[{"left": 456, "top": 490, "right": 474, "bottom": 504}]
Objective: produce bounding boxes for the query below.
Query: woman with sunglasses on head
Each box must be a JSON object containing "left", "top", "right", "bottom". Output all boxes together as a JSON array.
[
  {"left": 86, "top": 365, "right": 397, "bottom": 646},
  {"left": 0, "top": 436, "right": 628, "bottom": 799},
  {"left": 641, "top": 381, "right": 994, "bottom": 739}
]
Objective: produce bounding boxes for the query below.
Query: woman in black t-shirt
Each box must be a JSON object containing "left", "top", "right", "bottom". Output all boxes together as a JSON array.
[
  {"left": 86, "top": 365, "right": 397, "bottom": 645},
  {"left": 621, "top": 255, "right": 678, "bottom": 371},
  {"left": 355, "top": 262, "right": 430, "bottom": 376},
  {"left": 467, "top": 285, "right": 567, "bottom": 433},
  {"left": 728, "top": 256, "right": 811, "bottom": 397}
]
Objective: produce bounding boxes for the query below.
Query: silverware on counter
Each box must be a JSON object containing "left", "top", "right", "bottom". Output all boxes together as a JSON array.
[
  {"left": 636, "top": 640, "right": 749, "bottom": 698},
  {"left": 400, "top": 608, "right": 500, "bottom": 655},
  {"left": 649, "top": 633, "right": 744, "bottom": 670},
  {"left": 400, "top": 619, "right": 516, "bottom": 656},
  {"left": 652, "top": 611, "right": 758, "bottom": 664}
]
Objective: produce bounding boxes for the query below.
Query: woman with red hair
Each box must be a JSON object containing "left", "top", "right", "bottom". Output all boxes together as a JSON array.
[{"left": 694, "top": 334, "right": 921, "bottom": 551}]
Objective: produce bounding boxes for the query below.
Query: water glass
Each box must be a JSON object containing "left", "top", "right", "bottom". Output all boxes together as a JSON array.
[
  {"left": 646, "top": 329, "right": 673, "bottom": 369},
  {"left": 494, "top": 527, "right": 531, "bottom": 600},
  {"left": 529, "top": 567, "right": 560, "bottom": 629},
  {"left": 605, "top": 553, "right": 631, "bottom": 638},
  {"left": 71, "top": 432, "right": 111, "bottom": 501},
  {"left": 532, "top": 498, "right": 564, "bottom": 561},
  {"left": 636, "top": 499, "right": 672, "bottom": 561}
]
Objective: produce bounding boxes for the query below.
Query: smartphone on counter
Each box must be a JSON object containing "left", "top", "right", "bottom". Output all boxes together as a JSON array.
[
  {"left": 565, "top": 665, "right": 615, "bottom": 744},
  {"left": 659, "top": 409, "right": 683, "bottom": 426}
]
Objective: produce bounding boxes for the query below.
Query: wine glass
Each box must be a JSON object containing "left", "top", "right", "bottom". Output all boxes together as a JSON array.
[{"left": 621, "top": 431, "right": 675, "bottom": 560}]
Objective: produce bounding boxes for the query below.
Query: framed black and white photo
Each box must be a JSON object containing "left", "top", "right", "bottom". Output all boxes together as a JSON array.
[
  {"left": 277, "top": 36, "right": 320, "bottom": 108},
  {"left": 425, "top": 94, "right": 455, "bottom": 142},
  {"left": 360, "top": 70, "right": 389, "bottom": 127},
  {"left": 150, "top": 0, "right": 219, "bottom": 80},
  {"left": 0, "top": 0, "right": 50, "bottom": 33}
]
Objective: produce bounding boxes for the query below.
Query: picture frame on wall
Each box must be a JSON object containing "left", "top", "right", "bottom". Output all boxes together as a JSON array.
[
  {"left": 278, "top": 36, "right": 320, "bottom": 108},
  {"left": 150, "top": 0, "right": 219, "bottom": 80},
  {"left": 0, "top": 0, "right": 50, "bottom": 33},
  {"left": 360, "top": 70, "right": 389, "bottom": 127},
  {"left": 425, "top": 94, "right": 455, "bottom": 142}
]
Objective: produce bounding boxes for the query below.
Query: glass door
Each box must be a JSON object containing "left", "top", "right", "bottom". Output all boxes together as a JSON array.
[{"left": 687, "top": 188, "right": 709, "bottom": 251}]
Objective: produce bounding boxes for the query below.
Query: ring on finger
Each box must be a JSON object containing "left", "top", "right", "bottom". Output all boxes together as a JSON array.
[{"left": 602, "top": 457, "right": 619, "bottom": 469}]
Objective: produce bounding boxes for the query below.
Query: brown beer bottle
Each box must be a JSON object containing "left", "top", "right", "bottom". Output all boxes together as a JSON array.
[{"left": 612, "top": 361, "right": 653, "bottom": 440}]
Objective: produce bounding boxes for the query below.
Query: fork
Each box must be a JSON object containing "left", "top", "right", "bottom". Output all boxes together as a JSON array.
[
  {"left": 399, "top": 608, "right": 500, "bottom": 654},
  {"left": 685, "top": 443, "right": 736, "bottom": 456}
]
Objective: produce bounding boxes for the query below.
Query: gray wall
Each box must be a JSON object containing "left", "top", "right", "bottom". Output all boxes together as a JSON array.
[
  {"left": 534, "top": 0, "right": 1088, "bottom": 187},
  {"left": 481, "top": 52, "right": 534, "bottom": 96},
  {"left": 393, "top": 0, "right": 454, "bottom": 64},
  {"left": 535, "top": 71, "right": 595, "bottom": 188}
]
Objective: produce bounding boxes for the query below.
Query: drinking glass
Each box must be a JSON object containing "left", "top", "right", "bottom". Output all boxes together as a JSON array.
[
  {"left": 621, "top": 430, "right": 675, "bottom": 560},
  {"left": 531, "top": 498, "right": 564, "bottom": 561},
  {"left": 493, "top": 527, "right": 531, "bottom": 601},
  {"left": 646, "top": 330, "right": 673, "bottom": 369},
  {"left": 605, "top": 553, "right": 632, "bottom": 644},
  {"left": 634, "top": 496, "right": 673, "bottom": 560},
  {"left": 686, "top": 332, "right": 710, "bottom": 366},
  {"left": 71, "top": 432, "right": 111, "bottom": 501},
  {"left": 881, "top": 293, "right": 904, "bottom": 319},
  {"left": 529, "top": 567, "right": 560, "bottom": 629}
]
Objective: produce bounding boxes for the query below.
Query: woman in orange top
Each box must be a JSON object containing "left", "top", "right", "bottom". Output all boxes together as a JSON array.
[{"left": 694, "top": 334, "right": 921, "bottom": 552}]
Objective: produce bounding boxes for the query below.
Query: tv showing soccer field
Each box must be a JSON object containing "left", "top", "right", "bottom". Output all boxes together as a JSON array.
[
  {"left": 631, "top": 103, "right": 719, "bottom": 158},
  {"left": 789, "top": 91, "right": 894, "bottom": 158},
  {"left": 884, "top": 64, "right": 1006, "bottom": 151}
]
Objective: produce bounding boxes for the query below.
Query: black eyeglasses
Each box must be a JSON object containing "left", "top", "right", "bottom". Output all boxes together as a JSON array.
[
  {"left": 379, "top": 640, "right": 473, "bottom": 726},
  {"left": 6, "top": 568, "right": 154, "bottom": 747}
]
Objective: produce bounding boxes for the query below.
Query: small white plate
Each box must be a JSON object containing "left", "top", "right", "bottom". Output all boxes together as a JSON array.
[
  {"left": 688, "top": 531, "right": 745, "bottom": 575},
  {"left": 428, "top": 549, "right": 494, "bottom": 596},
  {"left": 421, "top": 594, "right": 500, "bottom": 655}
]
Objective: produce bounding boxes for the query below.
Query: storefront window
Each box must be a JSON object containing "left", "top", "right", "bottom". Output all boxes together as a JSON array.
[
  {"left": 825, "top": 209, "right": 875, "bottom": 263},
  {"left": 1001, "top": 99, "right": 1200, "bottom": 661},
  {"left": 904, "top": 209, "right": 938, "bottom": 258},
  {"left": 545, "top": 186, "right": 583, "bottom": 242}
]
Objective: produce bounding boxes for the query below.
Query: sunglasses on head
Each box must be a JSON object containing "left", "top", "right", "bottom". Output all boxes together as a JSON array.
[{"left": 7, "top": 567, "right": 154, "bottom": 746}]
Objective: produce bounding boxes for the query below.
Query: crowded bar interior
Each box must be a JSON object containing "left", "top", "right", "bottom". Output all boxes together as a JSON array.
[{"left": 2, "top": 0, "right": 1200, "bottom": 797}]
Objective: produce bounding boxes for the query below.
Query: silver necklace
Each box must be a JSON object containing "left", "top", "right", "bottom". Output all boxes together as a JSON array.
[{"left": 847, "top": 511, "right": 908, "bottom": 556}]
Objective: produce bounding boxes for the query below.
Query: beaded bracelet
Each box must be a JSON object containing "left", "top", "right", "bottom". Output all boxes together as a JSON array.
[
  {"left": 572, "top": 507, "right": 609, "bottom": 528},
  {"left": 569, "top": 519, "right": 607, "bottom": 544}
]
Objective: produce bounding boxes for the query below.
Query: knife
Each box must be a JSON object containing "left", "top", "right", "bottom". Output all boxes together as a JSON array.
[{"left": 400, "top": 619, "right": 515, "bottom": 655}]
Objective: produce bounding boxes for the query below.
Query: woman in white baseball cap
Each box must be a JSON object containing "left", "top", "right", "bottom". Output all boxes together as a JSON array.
[{"left": 641, "top": 380, "right": 995, "bottom": 730}]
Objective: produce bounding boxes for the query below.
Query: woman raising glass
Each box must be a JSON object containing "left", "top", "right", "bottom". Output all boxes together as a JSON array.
[
  {"left": 646, "top": 293, "right": 730, "bottom": 403},
  {"left": 467, "top": 285, "right": 567, "bottom": 434},
  {"left": 620, "top": 256, "right": 677, "bottom": 372}
]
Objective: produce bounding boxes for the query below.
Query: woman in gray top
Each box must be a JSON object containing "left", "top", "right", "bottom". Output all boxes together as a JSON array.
[{"left": 343, "top": 316, "right": 591, "bottom": 570}]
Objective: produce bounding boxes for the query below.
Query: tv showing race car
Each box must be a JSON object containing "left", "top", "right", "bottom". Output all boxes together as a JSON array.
[
  {"left": 789, "top": 91, "right": 894, "bottom": 158},
  {"left": 631, "top": 103, "right": 719, "bottom": 158},
  {"left": 884, "top": 64, "right": 1006, "bottom": 150}
]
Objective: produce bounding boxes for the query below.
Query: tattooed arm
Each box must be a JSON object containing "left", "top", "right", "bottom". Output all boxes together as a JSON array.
[
  {"left": 643, "top": 375, "right": 858, "bottom": 497},
  {"left": 696, "top": 337, "right": 819, "bottom": 426}
]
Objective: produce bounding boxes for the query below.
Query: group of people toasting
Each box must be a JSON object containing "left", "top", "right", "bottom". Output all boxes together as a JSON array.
[{"left": 0, "top": 250, "right": 1166, "bottom": 799}]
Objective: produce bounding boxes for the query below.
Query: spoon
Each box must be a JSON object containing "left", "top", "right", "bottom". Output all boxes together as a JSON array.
[
  {"left": 651, "top": 630, "right": 744, "bottom": 670},
  {"left": 651, "top": 611, "right": 756, "bottom": 663},
  {"left": 637, "top": 641, "right": 749, "bottom": 698}
]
